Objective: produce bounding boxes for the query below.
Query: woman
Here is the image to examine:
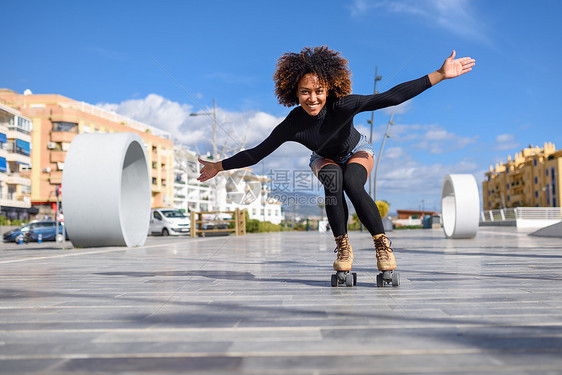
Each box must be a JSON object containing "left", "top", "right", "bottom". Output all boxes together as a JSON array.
[{"left": 198, "top": 46, "right": 475, "bottom": 275}]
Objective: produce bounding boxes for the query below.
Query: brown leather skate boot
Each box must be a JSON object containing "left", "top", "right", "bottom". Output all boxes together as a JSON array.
[
  {"left": 333, "top": 234, "right": 353, "bottom": 271},
  {"left": 373, "top": 233, "right": 396, "bottom": 271}
]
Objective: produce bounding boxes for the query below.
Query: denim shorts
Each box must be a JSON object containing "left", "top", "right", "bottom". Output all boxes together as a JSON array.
[{"left": 308, "top": 134, "right": 375, "bottom": 170}]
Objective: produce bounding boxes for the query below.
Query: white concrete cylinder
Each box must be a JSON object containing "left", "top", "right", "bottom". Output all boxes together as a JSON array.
[
  {"left": 62, "top": 133, "right": 151, "bottom": 247},
  {"left": 441, "top": 174, "right": 480, "bottom": 239}
]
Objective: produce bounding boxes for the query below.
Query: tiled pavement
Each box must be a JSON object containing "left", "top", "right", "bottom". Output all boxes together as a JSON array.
[{"left": 0, "top": 227, "right": 561, "bottom": 374}]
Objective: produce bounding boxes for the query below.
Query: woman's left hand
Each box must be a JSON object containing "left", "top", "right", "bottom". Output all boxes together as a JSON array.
[{"left": 439, "top": 50, "right": 475, "bottom": 79}]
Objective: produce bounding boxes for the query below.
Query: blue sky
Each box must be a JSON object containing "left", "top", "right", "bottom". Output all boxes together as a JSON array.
[{"left": 3, "top": 0, "right": 561, "bottom": 212}]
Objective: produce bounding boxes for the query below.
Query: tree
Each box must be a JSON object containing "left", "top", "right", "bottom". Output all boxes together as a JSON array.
[{"left": 376, "top": 201, "right": 390, "bottom": 218}]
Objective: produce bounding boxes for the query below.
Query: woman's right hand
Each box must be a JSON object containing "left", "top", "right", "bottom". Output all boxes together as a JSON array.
[{"left": 197, "top": 158, "right": 223, "bottom": 182}]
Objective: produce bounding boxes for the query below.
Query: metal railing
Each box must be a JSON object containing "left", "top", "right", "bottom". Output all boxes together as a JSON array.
[{"left": 481, "top": 207, "right": 562, "bottom": 222}]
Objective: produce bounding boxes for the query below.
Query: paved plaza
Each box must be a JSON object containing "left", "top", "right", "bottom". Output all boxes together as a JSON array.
[{"left": 0, "top": 227, "right": 561, "bottom": 374}]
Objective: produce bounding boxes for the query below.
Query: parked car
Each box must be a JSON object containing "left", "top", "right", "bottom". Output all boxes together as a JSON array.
[
  {"left": 148, "top": 208, "right": 190, "bottom": 236},
  {"left": 3, "top": 221, "right": 68, "bottom": 243}
]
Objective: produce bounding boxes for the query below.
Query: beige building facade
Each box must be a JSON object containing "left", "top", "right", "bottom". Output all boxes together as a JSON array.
[
  {"left": 483, "top": 142, "right": 561, "bottom": 209},
  {"left": 0, "top": 102, "right": 33, "bottom": 220},
  {"left": 0, "top": 89, "right": 174, "bottom": 218}
]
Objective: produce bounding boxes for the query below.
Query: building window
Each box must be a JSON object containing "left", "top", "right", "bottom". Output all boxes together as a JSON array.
[
  {"left": 535, "top": 177, "right": 538, "bottom": 184},
  {"left": 52, "top": 121, "right": 79, "bottom": 133},
  {"left": 506, "top": 183, "right": 510, "bottom": 190},
  {"left": 11, "top": 116, "right": 32, "bottom": 134},
  {"left": 546, "top": 169, "right": 549, "bottom": 176},
  {"left": 0, "top": 157, "right": 6, "bottom": 173},
  {"left": 488, "top": 190, "right": 491, "bottom": 196},
  {"left": 506, "top": 167, "right": 509, "bottom": 173},
  {"left": 507, "top": 195, "right": 510, "bottom": 202},
  {"left": 534, "top": 159, "right": 537, "bottom": 166},
  {"left": 15, "top": 140, "right": 31, "bottom": 156},
  {"left": 535, "top": 190, "right": 538, "bottom": 198}
]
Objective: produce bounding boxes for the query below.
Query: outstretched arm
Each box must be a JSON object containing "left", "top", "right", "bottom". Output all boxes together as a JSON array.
[
  {"left": 197, "top": 118, "right": 292, "bottom": 182},
  {"left": 428, "top": 50, "right": 475, "bottom": 85}
]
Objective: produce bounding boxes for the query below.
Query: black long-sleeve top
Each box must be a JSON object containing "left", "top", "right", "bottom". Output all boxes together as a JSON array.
[{"left": 222, "top": 75, "right": 432, "bottom": 170}]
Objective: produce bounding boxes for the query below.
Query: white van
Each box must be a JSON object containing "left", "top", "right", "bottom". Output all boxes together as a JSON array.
[{"left": 148, "top": 208, "right": 190, "bottom": 236}]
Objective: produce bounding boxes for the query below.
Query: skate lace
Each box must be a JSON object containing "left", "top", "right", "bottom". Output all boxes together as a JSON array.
[
  {"left": 374, "top": 235, "right": 393, "bottom": 261},
  {"left": 334, "top": 235, "right": 351, "bottom": 261}
]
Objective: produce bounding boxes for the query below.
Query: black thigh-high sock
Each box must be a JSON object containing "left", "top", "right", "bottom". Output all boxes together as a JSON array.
[
  {"left": 342, "top": 163, "right": 385, "bottom": 235},
  {"left": 317, "top": 164, "right": 347, "bottom": 237}
]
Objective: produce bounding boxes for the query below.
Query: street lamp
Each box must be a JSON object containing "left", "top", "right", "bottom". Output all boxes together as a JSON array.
[
  {"left": 367, "top": 66, "right": 382, "bottom": 198},
  {"left": 373, "top": 113, "right": 394, "bottom": 203},
  {"left": 190, "top": 98, "right": 217, "bottom": 159}
]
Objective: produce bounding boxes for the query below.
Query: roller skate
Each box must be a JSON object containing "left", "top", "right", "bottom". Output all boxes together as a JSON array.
[
  {"left": 331, "top": 234, "right": 357, "bottom": 287},
  {"left": 373, "top": 234, "right": 400, "bottom": 287}
]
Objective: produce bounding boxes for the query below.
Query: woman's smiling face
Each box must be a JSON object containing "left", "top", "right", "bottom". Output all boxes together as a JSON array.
[{"left": 297, "top": 73, "right": 328, "bottom": 116}]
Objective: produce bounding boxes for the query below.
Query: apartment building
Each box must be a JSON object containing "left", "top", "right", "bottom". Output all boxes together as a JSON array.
[
  {"left": 174, "top": 146, "right": 215, "bottom": 213},
  {"left": 216, "top": 169, "right": 284, "bottom": 224},
  {"left": 173, "top": 146, "right": 284, "bottom": 223},
  {"left": 0, "top": 102, "right": 33, "bottom": 221},
  {"left": 483, "top": 142, "right": 562, "bottom": 209},
  {"left": 0, "top": 89, "right": 174, "bottom": 218}
]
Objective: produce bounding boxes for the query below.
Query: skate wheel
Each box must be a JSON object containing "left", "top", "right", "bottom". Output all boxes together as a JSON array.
[
  {"left": 392, "top": 272, "right": 400, "bottom": 287},
  {"left": 382, "top": 270, "right": 393, "bottom": 283},
  {"left": 352, "top": 272, "right": 357, "bottom": 286},
  {"left": 376, "top": 273, "right": 384, "bottom": 287},
  {"left": 345, "top": 273, "right": 354, "bottom": 287},
  {"left": 331, "top": 274, "right": 338, "bottom": 287}
]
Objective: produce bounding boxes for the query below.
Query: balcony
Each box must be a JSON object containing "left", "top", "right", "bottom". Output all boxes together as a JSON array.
[
  {"left": 49, "top": 171, "right": 63, "bottom": 184},
  {"left": 50, "top": 151, "right": 67, "bottom": 163},
  {"left": 51, "top": 132, "right": 77, "bottom": 143},
  {"left": 19, "top": 171, "right": 31, "bottom": 179},
  {"left": 7, "top": 129, "right": 31, "bottom": 143},
  {"left": 7, "top": 174, "right": 31, "bottom": 186},
  {"left": 6, "top": 152, "right": 30, "bottom": 165},
  {"left": 0, "top": 196, "right": 31, "bottom": 209}
]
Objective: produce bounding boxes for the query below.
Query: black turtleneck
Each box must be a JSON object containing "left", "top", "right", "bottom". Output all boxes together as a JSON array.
[{"left": 222, "top": 75, "right": 432, "bottom": 170}]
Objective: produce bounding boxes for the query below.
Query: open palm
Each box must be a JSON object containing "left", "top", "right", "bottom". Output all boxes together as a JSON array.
[{"left": 440, "top": 50, "right": 475, "bottom": 79}]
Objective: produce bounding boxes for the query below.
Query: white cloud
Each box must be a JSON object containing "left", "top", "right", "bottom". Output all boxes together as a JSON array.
[
  {"left": 97, "top": 94, "right": 288, "bottom": 158},
  {"left": 494, "top": 133, "right": 519, "bottom": 151},
  {"left": 382, "top": 101, "right": 411, "bottom": 116},
  {"left": 96, "top": 94, "right": 315, "bottom": 174},
  {"left": 349, "top": 0, "right": 490, "bottom": 44},
  {"left": 496, "top": 133, "right": 514, "bottom": 143},
  {"left": 365, "top": 120, "right": 481, "bottom": 209},
  {"left": 380, "top": 122, "right": 477, "bottom": 154},
  {"left": 374, "top": 151, "right": 480, "bottom": 210}
]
